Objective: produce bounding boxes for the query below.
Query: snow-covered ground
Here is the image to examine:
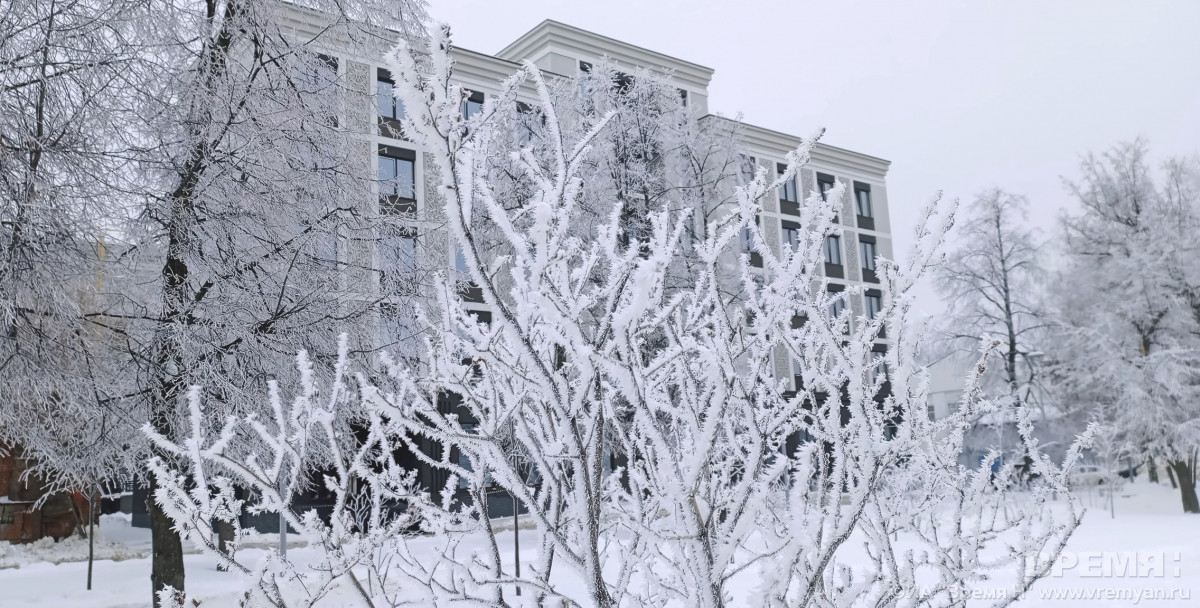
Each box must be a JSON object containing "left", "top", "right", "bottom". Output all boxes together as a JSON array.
[{"left": 1, "top": 482, "right": 1195, "bottom": 607}]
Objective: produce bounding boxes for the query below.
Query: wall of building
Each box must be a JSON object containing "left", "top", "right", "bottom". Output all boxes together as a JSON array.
[{"left": 0, "top": 443, "right": 84, "bottom": 543}]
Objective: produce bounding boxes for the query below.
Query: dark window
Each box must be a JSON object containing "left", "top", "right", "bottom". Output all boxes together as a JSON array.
[
  {"left": 456, "top": 424, "right": 495, "bottom": 489},
  {"left": 817, "top": 173, "right": 836, "bottom": 201},
  {"left": 740, "top": 218, "right": 763, "bottom": 268},
  {"left": 678, "top": 88, "right": 688, "bottom": 107},
  {"left": 378, "top": 145, "right": 416, "bottom": 215},
  {"left": 377, "top": 69, "right": 405, "bottom": 122},
  {"left": 298, "top": 54, "right": 338, "bottom": 94},
  {"left": 781, "top": 220, "right": 800, "bottom": 253},
  {"left": 855, "top": 183, "right": 872, "bottom": 217},
  {"left": 830, "top": 297, "right": 846, "bottom": 319},
  {"left": 613, "top": 71, "right": 634, "bottom": 94},
  {"left": 462, "top": 90, "right": 484, "bottom": 120},
  {"left": 871, "top": 348, "right": 888, "bottom": 383},
  {"left": 828, "top": 284, "right": 847, "bottom": 332},
  {"left": 859, "top": 239, "right": 876, "bottom": 271},
  {"left": 865, "top": 292, "right": 882, "bottom": 320},
  {"left": 0, "top": 504, "right": 16, "bottom": 525},
  {"left": 579, "top": 60, "right": 593, "bottom": 73},
  {"left": 792, "top": 356, "right": 804, "bottom": 390},
  {"left": 777, "top": 163, "right": 798, "bottom": 203},
  {"left": 823, "top": 234, "right": 842, "bottom": 265},
  {"left": 515, "top": 101, "right": 541, "bottom": 146},
  {"left": 297, "top": 55, "right": 338, "bottom": 127}
]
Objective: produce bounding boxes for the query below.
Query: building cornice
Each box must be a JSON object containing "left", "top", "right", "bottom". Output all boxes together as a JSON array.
[
  {"left": 703, "top": 115, "right": 891, "bottom": 179},
  {"left": 496, "top": 20, "right": 714, "bottom": 92}
]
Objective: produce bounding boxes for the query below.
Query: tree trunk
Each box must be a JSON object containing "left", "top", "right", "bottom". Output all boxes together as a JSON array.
[
  {"left": 148, "top": 473, "right": 185, "bottom": 606},
  {"left": 1166, "top": 463, "right": 1178, "bottom": 489},
  {"left": 1168, "top": 460, "right": 1199, "bottom": 514},
  {"left": 1147, "top": 456, "right": 1158, "bottom": 483}
]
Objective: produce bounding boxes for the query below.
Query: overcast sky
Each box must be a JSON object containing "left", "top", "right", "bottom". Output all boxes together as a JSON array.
[{"left": 429, "top": 0, "right": 1200, "bottom": 311}]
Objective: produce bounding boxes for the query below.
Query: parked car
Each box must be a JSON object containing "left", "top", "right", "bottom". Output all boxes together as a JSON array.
[{"left": 1069, "top": 464, "right": 1109, "bottom": 487}]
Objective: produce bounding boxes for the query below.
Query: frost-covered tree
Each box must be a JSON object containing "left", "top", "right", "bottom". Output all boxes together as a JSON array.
[
  {"left": 6, "top": 0, "right": 430, "bottom": 604},
  {"left": 120, "top": 2, "right": 431, "bottom": 603},
  {"left": 934, "top": 189, "right": 1047, "bottom": 411},
  {"left": 150, "top": 27, "right": 1092, "bottom": 608},
  {"left": 1051, "top": 140, "right": 1200, "bottom": 513},
  {"left": 0, "top": 0, "right": 153, "bottom": 508}
]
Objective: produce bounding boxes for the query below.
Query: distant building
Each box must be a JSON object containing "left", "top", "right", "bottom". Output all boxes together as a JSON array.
[
  {"left": 926, "top": 351, "right": 977, "bottom": 421},
  {"left": 0, "top": 442, "right": 84, "bottom": 543},
  {"left": 135, "top": 12, "right": 897, "bottom": 528}
]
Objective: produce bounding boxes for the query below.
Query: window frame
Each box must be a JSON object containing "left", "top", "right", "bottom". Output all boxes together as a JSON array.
[
  {"left": 376, "top": 68, "right": 405, "bottom": 122},
  {"left": 817, "top": 172, "right": 837, "bottom": 201},
  {"left": 859, "top": 239, "right": 877, "bottom": 272},
  {"left": 823, "top": 234, "right": 842, "bottom": 265},
  {"left": 777, "top": 163, "right": 799, "bottom": 204},
  {"left": 854, "top": 182, "right": 873, "bottom": 218},
  {"left": 864, "top": 291, "right": 882, "bottom": 320},
  {"left": 780, "top": 220, "right": 801, "bottom": 253},
  {"left": 462, "top": 89, "right": 485, "bottom": 120},
  {"left": 378, "top": 145, "right": 417, "bottom": 215}
]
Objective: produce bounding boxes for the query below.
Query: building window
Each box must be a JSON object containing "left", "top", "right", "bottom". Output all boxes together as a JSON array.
[
  {"left": 462, "top": 90, "right": 484, "bottom": 120},
  {"left": 297, "top": 54, "right": 338, "bottom": 95},
  {"left": 777, "top": 163, "right": 798, "bottom": 203},
  {"left": 870, "top": 350, "right": 889, "bottom": 384},
  {"left": 379, "top": 226, "right": 416, "bottom": 293},
  {"left": 817, "top": 173, "right": 836, "bottom": 201},
  {"left": 740, "top": 219, "right": 763, "bottom": 268},
  {"left": 781, "top": 221, "right": 800, "bottom": 253},
  {"left": 378, "top": 146, "right": 416, "bottom": 215},
  {"left": 454, "top": 246, "right": 471, "bottom": 279},
  {"left": 792, "top": 356, "right": 804, "bottom": 389},
  {"left": 515, "top": 101, "right": 542, "bottom": 146},
  {"left": 377, "top": 69, "right": 405, "bottom": 122},
  {"left": 859, "top": 239, "right": 876, "bottom": 271},
  {"left": 0, "top": 504, "right": 16, "bottom": 525},
  {"left": 830, "top": 297, "right": 846, "bottom": 319},
  {"left": 579, "top": 60, "right": 593, "bottom": 73},
  {"left": 823, "top": 234, "right": 842, "bottom": 265},
  {"left": 738, "top": 154, "right": 757, "bottom": 186},
  {"left": 865, "top": 292, "right": 882, "bottom": 320},
  {"left": 855, "top": 183, "right": 872, "bottom": 217}
]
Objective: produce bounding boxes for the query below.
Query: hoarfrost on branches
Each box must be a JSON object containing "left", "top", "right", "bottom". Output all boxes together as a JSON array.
[{"left": 149, "top": 24, "right": 1093, "bottom": 608}]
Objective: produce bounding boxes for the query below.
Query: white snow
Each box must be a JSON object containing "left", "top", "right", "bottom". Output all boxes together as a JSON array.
[{"left": 0, "top": 481, "right": 1195, "bottom": 607}]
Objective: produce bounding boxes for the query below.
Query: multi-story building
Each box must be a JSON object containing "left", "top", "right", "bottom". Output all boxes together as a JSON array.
[
  {"left": 416, "top": 19, "right": 893, "bottom": 387},
  {"left": 371, "top": 17, "right": 896, "bottom": 500},
  {"left": 132, "top": 13, "right": 896, "bottom": 526}
]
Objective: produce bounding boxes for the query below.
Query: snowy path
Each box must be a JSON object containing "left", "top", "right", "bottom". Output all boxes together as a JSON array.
[{"left": 1, "top": 484, "right": 1196, "bottom": 607}]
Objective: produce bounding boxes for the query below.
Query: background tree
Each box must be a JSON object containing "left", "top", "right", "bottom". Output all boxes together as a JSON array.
[
  {"left": 1050, "top": 139, "right": 1200, "bottom": 513},
  {"left": 118, "top": 1, "right": 430, "bottom": 604},
  {"left": 934, "top": 188, "right": 1048, "bottom": 413},
  {"left": 0, "top": 0, "right": 150, "bottom": 512},
  {"left": 8, "top": 0, "right": 431, "bottom": 604}
]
